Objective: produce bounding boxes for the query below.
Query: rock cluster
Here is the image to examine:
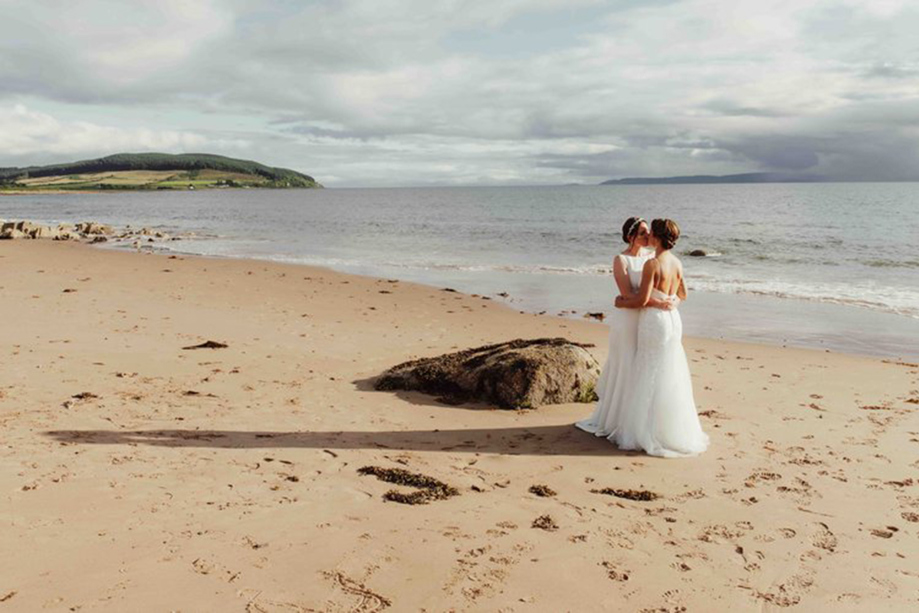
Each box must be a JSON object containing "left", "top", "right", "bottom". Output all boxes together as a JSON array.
[
  {"left": 2, "top": 220, "right": 69, "bottom": 240},
  {"left": 375, "top": 337, "right": 601, "bottom": 410},
  {"left": 0, "top": 219, "right": 179, "bottom": 247},
  {"left": 0, "top": 220, "right": 111, "bottom": 241}
]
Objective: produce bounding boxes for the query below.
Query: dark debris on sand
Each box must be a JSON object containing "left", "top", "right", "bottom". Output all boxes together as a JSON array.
[
  {"left": 182, "top": 340, "right": 229, "bottom": 350},
  {"left": 591, "top": 487, "right": 661, "bottom": 502},
  {"left": 358, "top": 466, "right": 459, "bottom": 505},
  {"left": 529, "top": 484, "right": 557, "bottom": 497},
  {"left": 532, "top": 514, "right": 559, "bottom": 531}
]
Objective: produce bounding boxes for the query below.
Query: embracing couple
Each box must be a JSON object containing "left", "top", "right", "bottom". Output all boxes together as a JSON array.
[{"left": 576, "top": 217, "right": 709, "bottom": 458}]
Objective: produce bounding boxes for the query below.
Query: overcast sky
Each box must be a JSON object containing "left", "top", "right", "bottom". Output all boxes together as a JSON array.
[{"left": 1, "top": 0, "right": 917, "bottom": 186}]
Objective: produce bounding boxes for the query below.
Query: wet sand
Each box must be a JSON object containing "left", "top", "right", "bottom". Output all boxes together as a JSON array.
[{"left": 1, "top": 240, "right": 917, "bottom": 611}]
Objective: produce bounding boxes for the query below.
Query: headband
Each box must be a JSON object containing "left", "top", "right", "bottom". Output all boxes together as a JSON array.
[{"left": 626, "top": 217, "right": 645, "bottom": 239}]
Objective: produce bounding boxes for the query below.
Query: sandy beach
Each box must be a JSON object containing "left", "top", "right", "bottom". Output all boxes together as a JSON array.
[{"left": 2, "top": 239, "right": 918, "bottom": 612}]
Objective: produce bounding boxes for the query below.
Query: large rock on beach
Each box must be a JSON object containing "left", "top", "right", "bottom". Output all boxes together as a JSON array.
[{"left": 375, "top": 337, "right": 601, "bottom": 409}]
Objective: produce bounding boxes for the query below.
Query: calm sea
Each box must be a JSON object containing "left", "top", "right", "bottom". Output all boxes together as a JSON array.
[{"left": 3, "top": 183, "right": 918, "bottom": 358}]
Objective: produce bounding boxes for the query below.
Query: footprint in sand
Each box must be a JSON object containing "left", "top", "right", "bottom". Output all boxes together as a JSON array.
[
  {"left": 744, "top": 470, "right": 782, "bottom": 487},
  {"left": 869, "top": 527, "right": 897, "bottom": 539},
  {"left": 601, "top": 561, "right": 630, "bottom": 582},
  {"left": 443, "top": 540, "right": 519, "bottom": 605},
  {"left": 811, "top": 522, "right": 838, "bottom": 552},
  {"left": 697, "top": 523, "right": 750, "bottom": 544},
  {"left": 324, "top": 571, "right": 392, "bottom": 613},
  {"left": 640, "top": 589, "right": 687, "bottom": 613},
  {"left": 776, "top": 477, "right": 820, "bottom": 502},
  {"left": 754, "top": 573, "right": 815, "bottom": 608}
]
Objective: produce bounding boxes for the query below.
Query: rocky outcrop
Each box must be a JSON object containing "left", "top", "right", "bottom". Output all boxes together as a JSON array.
[
  {"left": 375, "top": 338, "right": 601, "bottom": 409},
  {"left": 0, "top": 220, "right": 176, "bottom": 245},
  {"left": 1, "top": 220, "right": 115, "bottom": 241}
]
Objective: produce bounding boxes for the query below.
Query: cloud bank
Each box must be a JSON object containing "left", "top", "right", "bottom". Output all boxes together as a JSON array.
[{"left": 0, "top": 0, "right": 917, "bottom": 185}]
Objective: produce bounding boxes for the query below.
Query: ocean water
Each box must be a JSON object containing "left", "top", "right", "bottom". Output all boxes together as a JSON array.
[{"left": 3, "top": 183, "right": 918, "bottom": 358}]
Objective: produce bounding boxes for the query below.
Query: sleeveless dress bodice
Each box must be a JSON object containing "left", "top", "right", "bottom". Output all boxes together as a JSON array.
[{"left": 622, "top": 254, "right": 646, "bottom": 292}]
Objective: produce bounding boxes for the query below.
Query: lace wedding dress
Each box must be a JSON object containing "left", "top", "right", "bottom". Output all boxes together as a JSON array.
[
  {"left": 610, "top": 288, "right": 709, "bottom": 457},
  {"left": 575, "top": 253, "right": 648, "bottom": 436}
]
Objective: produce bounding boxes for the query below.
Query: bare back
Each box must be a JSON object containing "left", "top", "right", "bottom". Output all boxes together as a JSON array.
[{"left": 653, "top": 251, "right": 684, "bottom": 296}]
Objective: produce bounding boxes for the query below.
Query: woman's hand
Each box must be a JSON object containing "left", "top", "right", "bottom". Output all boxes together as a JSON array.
[{"left": 645, "top": 296, "right": 677, "bottom": 310}]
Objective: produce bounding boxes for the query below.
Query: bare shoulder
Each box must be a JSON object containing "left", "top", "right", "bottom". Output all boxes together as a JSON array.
[
  {"left": 661, "top": 250, "right": 682, "bottom": 268},
  {"left": 642, "top": 257, "right": 660, "bottom": 273}
]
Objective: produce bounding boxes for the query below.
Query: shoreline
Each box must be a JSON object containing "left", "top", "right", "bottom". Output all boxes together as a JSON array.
[
  {"left": 109, "top": 241, "right": 919, "bottom": 362},
  {"left": 3, "top": 220, "right": 917, "bottom": 361},
  {"left": 65, "top": 236, "right": 919, "bottom": 362},
  {"left": 2, "top": 238, "right": 918, "bottom": 610}
]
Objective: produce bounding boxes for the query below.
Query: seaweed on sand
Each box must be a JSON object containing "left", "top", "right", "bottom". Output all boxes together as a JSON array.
[
  {"left": 531, "top": 515, "right": 559, "bottom": 531},
  {"left": 358, "top": 466, "right": 459, "bottom": 505},
  {"left": 591, "top": 487, "right": 661, "bottom": 502},
  {"left": 528, "top": 484, "right": 557, "bottom": 497}
]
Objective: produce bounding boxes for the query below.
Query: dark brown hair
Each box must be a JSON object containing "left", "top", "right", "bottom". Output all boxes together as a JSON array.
[
  {"left": 651, "top": 218, "right": 680, "bottom": 250},
  {"left": 621, "top": 216, "right": 644, "bottom": 244}
]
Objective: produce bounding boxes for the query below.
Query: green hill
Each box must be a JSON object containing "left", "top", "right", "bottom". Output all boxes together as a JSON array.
[
  {"left": 600, "top": 172, "right": 825, "bottom": 185},
  {"left": 0, "top": 153, "right": 321, "bottom": 190}
]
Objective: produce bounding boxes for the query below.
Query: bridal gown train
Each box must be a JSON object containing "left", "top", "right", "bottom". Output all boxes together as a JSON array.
[
  {"left": 611, "top": 288, "right": 709, "bottom": 457},
  {"left": 575, "top": 253, "right": 648, "bottom": 437}
]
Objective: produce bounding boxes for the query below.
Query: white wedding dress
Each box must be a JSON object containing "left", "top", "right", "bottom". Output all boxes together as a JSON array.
[
  {"left": 575, "top": 253, "right": 648, "bottom": 437},
  {"left": 611, "top": 288, "right": 709, "bottom": 457}
]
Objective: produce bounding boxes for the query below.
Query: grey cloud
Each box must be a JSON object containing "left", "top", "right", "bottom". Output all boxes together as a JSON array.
[
  {"left": 860, "top": 63, "right": 919, "bottom": 79},
  {"left": 701, "top": 99, "right": 788, "bottom": 118},
  {"left": 719, "top": 136, "right": 821, "bottom": 171}
]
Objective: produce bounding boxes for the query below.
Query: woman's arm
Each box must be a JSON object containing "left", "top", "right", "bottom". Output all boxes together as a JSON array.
[
  {"left": 615, "top": 259, "right": 657, "bottom": 309},
  {"left": 614, "top": 256, "right": 672, "bottom": 310},
  {"left": 676, "top": 276, "right": 687, "bottom": 301}
]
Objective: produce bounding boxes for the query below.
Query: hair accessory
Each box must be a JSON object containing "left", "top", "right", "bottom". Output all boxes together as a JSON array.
[{"left": 627, "top": 217, "right": 645, "bottom": 239}]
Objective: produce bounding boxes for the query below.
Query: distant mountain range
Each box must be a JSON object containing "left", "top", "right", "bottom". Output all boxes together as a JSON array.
[
  {"left": 0, "top": 153, "right": 321, "bottom": 191},
  {"left": 600, "top": 172, "right": 826, "bottom": 185}
]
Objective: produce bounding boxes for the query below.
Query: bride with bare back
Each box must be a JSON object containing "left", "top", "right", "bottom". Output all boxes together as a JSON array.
[{"left": 612, "top": 218, "right": 709, "bottom": 457}]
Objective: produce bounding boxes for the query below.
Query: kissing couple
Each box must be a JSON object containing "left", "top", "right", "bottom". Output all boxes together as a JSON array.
[{"left": 576, "top": 217, "right": 709, "bottom": 458}]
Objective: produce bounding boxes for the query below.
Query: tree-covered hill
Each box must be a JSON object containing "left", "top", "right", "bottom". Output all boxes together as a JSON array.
[{"left": 0, "top": 153, "right": 321, "bottom": 190}]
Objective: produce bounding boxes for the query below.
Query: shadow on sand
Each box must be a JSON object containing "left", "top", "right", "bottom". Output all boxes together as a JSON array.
[
  {"left": 45, "top": 424, "right": 636, "bottom": 457},
  {"left": 351, "top": 375, "right": 498, "bottom": 412}
]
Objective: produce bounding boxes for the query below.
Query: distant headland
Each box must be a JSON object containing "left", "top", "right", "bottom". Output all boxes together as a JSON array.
[
  {"left": 600, "top": 172, "right": 826, "bottom": 185},
  {"left": 0, "top": 153, "right": 321, "bottom": 191}
]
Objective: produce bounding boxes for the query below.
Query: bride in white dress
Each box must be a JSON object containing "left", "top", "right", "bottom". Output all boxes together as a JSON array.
[
  {"left": 575, "top": 217, "right": 674, "bottom": 437},
  {"left": 612, "top": 218, "right": 709, "bottom": 457}
]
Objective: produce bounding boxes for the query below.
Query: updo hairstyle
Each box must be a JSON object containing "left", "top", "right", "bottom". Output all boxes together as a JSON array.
[{"left": 651, "top": 218, "right": 680, "bottom": 250}]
